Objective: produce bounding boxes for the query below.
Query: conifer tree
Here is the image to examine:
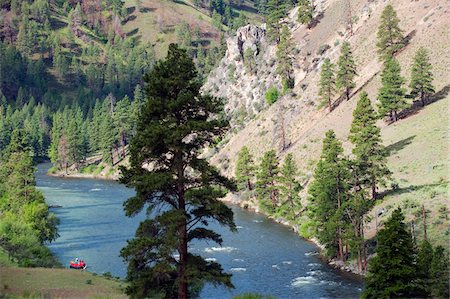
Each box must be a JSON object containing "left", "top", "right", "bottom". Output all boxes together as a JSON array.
[
  {"left": 430, "top": 246, "right": 450, "bottom": 298},
  {"left": 308, "top": 130, "right": 349, "bottom": 260},
  {"left": 349, "top": 92, "right": 390, "bottom": 199},
  {"left": 235, "top": 146, "right": 255, "bottom": 191},
  {"left": 266, "top": 0, "right": 287, "bottom": 43},
  {"left": 377, "top": 57, "right": 407, "bottom": 122},
  {"left": 276, "top": 25, "right": 294, "bottom": 89},
  {"left": 297, "top": 0, "right": 313, "bottom": 26},
  {"left": 318, "top": 57, "right": 335, "bottom": 111},
  {"left": 119, "top": 44, "right": 236, "bottom": 299},
  {"left": 336, "top": 42, "right": 357, "bottom": 101},
  {"left": 362, "top": 208, "right": 423, "bottom": 298},
  {"left": 278, "top": 153, "right": 302, "bottom": 220},
  {"left": 256, "top": 150, "right": 279, "bottom": 213},
  {"left": 376, "top": 4, "right": 404, "bottom": 61},
  {"left": 417, "top": 239, "right": 433, "bottom": 296},
  {"left": 409, "top": 47, "right": 434, "bottom": 107}
]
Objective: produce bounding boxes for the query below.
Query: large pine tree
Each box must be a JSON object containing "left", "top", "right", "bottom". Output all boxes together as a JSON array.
[
  {"left": 336, "top": 42, "right": 357, "bottom": 102},
  {"left": 256, "top": 149, "right": 279, "bottom": 213},
  {"left": 362, "top": 208, "right": 423, "bottom": 298},
  {"left": 377, "top": 57, "right": 407, "bottom": 122},
  {"left": 235, "top": 146, "right": 255, "bottom": 191},
  {"left": 276, "top": 25, "right": 294, "bottom": 89},
  {"left": 278, "top": 153, "right": 302, "bottom": 220},
  {"left": 318, "top": 57, "right": 336, "bottom": 111},
  {"left": 376, "top": 4, "right": 404, "bottom": 61},
  {"left": 308, "top": 130, "right": 350, "bottom": 260},
  {"left": 409, "top": 47, "right": 435, "bottom": 107},
  {"left": 119, "top": 44, "right": 236, "bottom": 299},
  {"left": 349, "top": 91, "right": 390, "bottom": 199}
]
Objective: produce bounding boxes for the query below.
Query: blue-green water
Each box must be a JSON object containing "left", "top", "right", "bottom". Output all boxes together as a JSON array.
[{"left": 36, "top": 163, "right": 363, "bottom": 298}]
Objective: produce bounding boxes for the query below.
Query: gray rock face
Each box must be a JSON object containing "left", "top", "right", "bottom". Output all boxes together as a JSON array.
[
  {"left": 235, "top": 25, "right": 266, "bottom": 59},
  {"left": 204, "top": 24, "right": 282, "bottom": 125}
]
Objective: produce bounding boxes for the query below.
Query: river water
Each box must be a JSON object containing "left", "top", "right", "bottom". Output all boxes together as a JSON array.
[{"left": 36, "top": 163, "right": 363, "bottom": 298}]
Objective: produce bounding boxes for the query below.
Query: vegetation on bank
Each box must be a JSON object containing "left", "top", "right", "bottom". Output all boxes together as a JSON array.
[{"left": 0, "top": 267, "right": 126, "bottom": 299}]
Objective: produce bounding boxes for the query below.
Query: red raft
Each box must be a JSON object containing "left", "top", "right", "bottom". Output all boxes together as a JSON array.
[{"left": 69, "top": 260, "right": 87, "bottom": 269}]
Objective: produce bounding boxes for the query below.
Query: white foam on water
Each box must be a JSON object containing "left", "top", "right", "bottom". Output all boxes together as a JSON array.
[
  {"left": 282, "top": 261, "right": 293, "bottom": 265},
  {"left": 204, "top": 246, "right": 236, "bottom": 253},
  {"left": 89, "top": 188, "right": 101, "bottom": 191},
  {"left": 236, "top": 225, "right": 244, "bottom": 229},
  {"left": 291, "top": 276, "right": 317, "bottom": 287},
  {"left": 232, "top": 258, "right": 244, "bottom": 262},
  {"left": 230, "top": 268, "right": 247, "bottom": 272},
  {"left": 307, "top": 270, "right": 322, "bottom": 276},
  {"left": 307, "top": 263, "right": 321, "bottom": 267},
  {"left": 304, "top": 251, "right": 319, "bottom": 256},
  {"left": 252, "top": 220, "right": 263, "bottom": 223},
  {"left": 205, "top": 258, "right": 217, "bottom": 262},
  {"left": 272, "top": 264, "right": 280, "bottom": 270}
]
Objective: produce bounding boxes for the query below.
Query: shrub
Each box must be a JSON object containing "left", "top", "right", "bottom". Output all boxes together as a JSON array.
[{"left": 265, "top": 86, "right": 279, "bottom": 105}]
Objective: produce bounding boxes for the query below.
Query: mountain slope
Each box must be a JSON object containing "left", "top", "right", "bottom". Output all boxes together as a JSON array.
[{"left": 205, "top": 0, "right": 449, "bottom": 246}]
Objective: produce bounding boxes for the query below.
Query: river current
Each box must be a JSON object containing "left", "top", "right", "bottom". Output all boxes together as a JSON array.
[{"left": 36, "top": 163, "right": 363, "bottom": 298}]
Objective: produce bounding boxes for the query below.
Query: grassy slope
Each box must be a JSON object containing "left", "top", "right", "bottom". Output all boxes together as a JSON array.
[
  {"left": 366, "top": 95, "right": 449, "bottom": 246},
  {"left": 0, "top": 266, "right": 126, "bottom": 299}
]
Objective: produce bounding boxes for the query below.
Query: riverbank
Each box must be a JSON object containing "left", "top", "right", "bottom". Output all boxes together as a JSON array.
[
  {"left": 0, "top": 266, "right": 126, "bottom": 298},
  {"left": 220, "top": 193, "right": 365, "bottom": 277}
]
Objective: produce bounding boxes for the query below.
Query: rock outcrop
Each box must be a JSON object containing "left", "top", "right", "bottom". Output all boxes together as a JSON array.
[{"left": 203, "top": 24, "right": 283, "bottom": 124}]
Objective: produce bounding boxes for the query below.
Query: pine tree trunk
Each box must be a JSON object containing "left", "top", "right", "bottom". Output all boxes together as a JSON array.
[
  {"left": 346, "top": 87, "right": 350, "bottom": 101},
  {"left": 328, "top": 98, "right": 332, "bottom": 112},
  {"left": 337, "top": 182, "right": 343, "bottom": 261},
  {"left": 177, "top": 155, "right": 188, "bottom": 299},
  {"left": 371, "top": 181, "right": 377, "bottom": 200},
  {"left": 394, "top": 110, "right": 398, "bottom": 122},
  {"left": 361, "top": 221, "right": 367, "bottom": 271},
  {"left": 355, "top": 223, "right": 362, "bottom": 272},
  {"left": 420, "top": 90, "right": 425, "bottom": 107},
  {"left": 247, "top": 179, "right": 252, "bottom": 191},
  {"left": 422, "top": 204, "right": 427, "bottom": 241}
]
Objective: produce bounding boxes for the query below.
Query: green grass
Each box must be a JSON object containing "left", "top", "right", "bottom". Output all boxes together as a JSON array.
[
  {"left": 0, "top": 267, "right": 126, "bottom": 299},
  {"left": 372, "top": 95, "right": 449, "bottom": 247}
]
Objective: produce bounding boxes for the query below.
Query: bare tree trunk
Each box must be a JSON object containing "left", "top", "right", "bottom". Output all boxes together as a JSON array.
[{"left": 422, "top": 204, "right": 427, "bottom": 241}]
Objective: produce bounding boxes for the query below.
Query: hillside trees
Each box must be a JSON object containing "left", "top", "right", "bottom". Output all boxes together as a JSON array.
[
  {"left": 318, "top": 58, "right": 335, "bottom": 111},
  {"left": 297, "top": 0, "right": 313, "bottom": 26},
  {"left": 362, "top": 208, "right": 424, "bottom": 298},
  {"left": 265, "top": 0, "right": 288, "bottom": 43},
  {"left": 0, "top": 138, "right": 59, "bottom": 267},
  {"left": 349, "top": 92, "right": 390, "bottom": 199},
  {"left": 276, "top": 26, "right": 294, "bottom": 89},
  {"left": 377, "top": 58, "right": 407, "bottom": 122},
  {"left": 235, "top": 146, "right": 255, "bottom": 191},
  {"left": 277, "top": 153, "right": 302, "bottom": 220},
  {"left": 376, "top": 4, "right": 404, "bottom": 61},
  {"left": 308, "top": 130, "right": 349, "bottom": 260},
  {"left": 256, "top": 150, "right": 280, "bottom": 213},
  {"left": 409, "top": 47, "right": 435, "bottom": 107},
  {"left": 336, "top": 42, "right": 357, "bottom": 101},
  {"left": 119, "top": 44, "right": 236, "bottom": 299}
]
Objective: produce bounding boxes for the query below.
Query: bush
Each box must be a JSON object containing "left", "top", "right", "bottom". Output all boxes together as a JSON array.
[{"left": 265, "top": 86, "right": 279, "bottom": 105}]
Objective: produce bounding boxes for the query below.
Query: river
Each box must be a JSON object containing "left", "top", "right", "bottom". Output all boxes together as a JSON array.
[{"left": 36, "top": 163, "right": 363, "bottom": 298}]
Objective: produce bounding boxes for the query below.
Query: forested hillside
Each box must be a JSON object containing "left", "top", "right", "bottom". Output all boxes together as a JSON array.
[
  {"left": 0, "top": 0, "right": 449, "bottom": 298},
  {"left": 0, "top": 0, "right": 269, "bottom": 176}
]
